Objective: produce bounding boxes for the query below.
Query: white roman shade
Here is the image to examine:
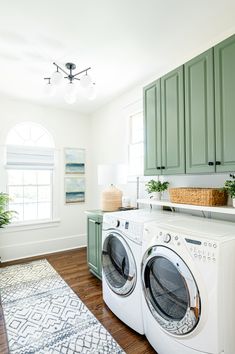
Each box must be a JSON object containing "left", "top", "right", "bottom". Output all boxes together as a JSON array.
[{"left": 5, "top": 145, "right": 55, "bottom": 170}]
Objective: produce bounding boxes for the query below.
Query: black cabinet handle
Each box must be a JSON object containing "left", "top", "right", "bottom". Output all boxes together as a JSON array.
[
  {"left": 95, "top": 222, "right": 101, "bottom": 225},
  {"left": 208, "top": 162, "right": 214, "bottom": 166},
  {"left": 161, "top": 166, "right": 165, "bottom": 169},
  {"left": 157, "top": 166, "right": 161, "bottom": 170},
  {"left": 216, "top": 161, "right": 221, "bottom": 165}
]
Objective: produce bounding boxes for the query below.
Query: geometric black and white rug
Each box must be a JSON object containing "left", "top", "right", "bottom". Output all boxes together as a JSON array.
[{"left": 0, "top": 259, "right": 125, "bottom": 353}]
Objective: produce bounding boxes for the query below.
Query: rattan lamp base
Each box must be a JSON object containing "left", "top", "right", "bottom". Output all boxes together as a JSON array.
[{"left": 101, "top": 185, "right": 122, "bottom": 211}]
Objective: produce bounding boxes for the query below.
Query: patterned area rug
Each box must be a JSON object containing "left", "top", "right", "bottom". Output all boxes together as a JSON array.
[{"left": 0, "top": 259, "right": 125, "bottom": 354}]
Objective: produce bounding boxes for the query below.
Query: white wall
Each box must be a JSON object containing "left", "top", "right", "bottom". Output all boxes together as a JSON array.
[
  {"left": 90, "top": 29, "right": 235, "bottom": 222},
  {"left": 0, "top": 95, "right": 92, "bottom": 261}
]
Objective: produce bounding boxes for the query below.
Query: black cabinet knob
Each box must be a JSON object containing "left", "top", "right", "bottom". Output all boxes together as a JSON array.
[
  {"left": 216, "top": 161, "right": 221, "bottom": 165},
  {"left": 157, "top": 166, "right": 161, "bottom": 170},
  {"left": 208, "top": 162, "right": 214, "bottom": 166},
  {"left": 161, "top": 166, "right": 165, "bottom": 169}
]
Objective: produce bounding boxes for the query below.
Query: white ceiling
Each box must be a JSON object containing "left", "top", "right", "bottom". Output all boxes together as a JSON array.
[{"left": 0, "top": 0, "right": 235, "bottom": 114}]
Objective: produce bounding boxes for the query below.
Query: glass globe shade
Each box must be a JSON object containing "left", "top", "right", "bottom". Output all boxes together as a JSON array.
[
  {"left": 51, "top": 70, "right": 63, "bottom": 86},
  {"left": 64, "top": 83, "right": 77, "bottom": 104},
  {"left": 44, "top": 83, "right": 56, "bottom": 97},
  {"left": 64, "top": 82, "right": 77, "bottom": 96},
  {"left": 87, "top": 85, "right": 96, "bottom": 100},
  {"left": 64, "top": 93, "right": 77, "bottom": 104},
  {"left": 80, "top": 74, "right": 93, "bottom": 89}
]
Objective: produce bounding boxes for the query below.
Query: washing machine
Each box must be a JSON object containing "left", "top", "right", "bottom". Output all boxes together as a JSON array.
[
  {"left": 141, "top": 216, "right": 235, "bottom": 354},
  {"left": 102, "top": 209, "right": 180, "bottom": 334}
]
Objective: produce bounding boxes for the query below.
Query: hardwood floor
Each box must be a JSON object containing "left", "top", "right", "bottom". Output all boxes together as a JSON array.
[{"left": 0, "top": 248, "right": 156, "bottom": 354}]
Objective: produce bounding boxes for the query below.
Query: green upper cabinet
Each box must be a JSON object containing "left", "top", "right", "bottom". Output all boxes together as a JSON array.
[
  {"left": 144, "top": 80, "right": 161, "bottom": 175},
  {"left": 144, "top": 34, "right": 235, "bottom": 176},
  {"left": 185, "top": 49, "right": 215, "bottom": 174},
  {"left": 214, "top": 34, "right": 235, "bottom": 172},
  {"left": 161, "top": 66, "right": 185, "bottom": 175}
]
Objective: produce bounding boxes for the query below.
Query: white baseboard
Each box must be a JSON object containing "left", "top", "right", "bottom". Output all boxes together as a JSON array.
[{"left": 0, "top": 234, "right": 87, "bottom": 262}]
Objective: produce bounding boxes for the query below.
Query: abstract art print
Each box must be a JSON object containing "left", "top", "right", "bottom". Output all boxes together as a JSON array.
[
  {"left": 65, "top": 176, "right": 85, "bottom": 203},
  {"left": 65, "top": 148, "right": 85, "bottom": 174}
]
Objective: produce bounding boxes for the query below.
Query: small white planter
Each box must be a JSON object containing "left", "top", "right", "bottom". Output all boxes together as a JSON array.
[
  {"left": 151, "top": 192, "right": 162, "bottom": 201},
  {"left": 233, "top": 198, "right": 235, "bottom": 208}
]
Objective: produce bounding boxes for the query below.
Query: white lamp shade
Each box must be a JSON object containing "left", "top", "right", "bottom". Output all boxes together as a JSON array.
[{"left": 98, "top": 164, "right": 127, "bottom": 186}]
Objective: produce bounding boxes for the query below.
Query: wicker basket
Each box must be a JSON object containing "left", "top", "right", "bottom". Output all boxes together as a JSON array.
[{"left": 169, "top": 188, "right": 228, "bottom": 206}]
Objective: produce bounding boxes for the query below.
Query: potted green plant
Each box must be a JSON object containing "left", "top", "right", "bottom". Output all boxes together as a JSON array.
[
  {"left": 0, "top": 193, "right": 16, "bottom": 228},
  {"left": 146, "top": 179, "right": 169, "bottom": 201},
  {"left": 224, "top": 174, "right": 235, "bottom": 207}
]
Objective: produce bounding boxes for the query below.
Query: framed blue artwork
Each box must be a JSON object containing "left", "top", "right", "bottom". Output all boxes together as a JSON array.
[
  {"left": 64, "top": 148, "right": 85, "bottom": 174},
  {"left": 65, "top": 176, "right": 85, "bottom": 203}
]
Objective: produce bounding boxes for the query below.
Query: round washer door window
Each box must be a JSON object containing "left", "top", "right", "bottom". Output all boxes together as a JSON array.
[
  {"left": 102, "top": 233, "right": 136, "bottom": 296},
  {"left": 142, "top": 246, "right": 201, "bottom": 335}
]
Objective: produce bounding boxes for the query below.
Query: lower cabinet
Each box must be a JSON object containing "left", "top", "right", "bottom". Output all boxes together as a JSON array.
[{"left": 87, "top": 212, "right": 103, "bottom": 280}]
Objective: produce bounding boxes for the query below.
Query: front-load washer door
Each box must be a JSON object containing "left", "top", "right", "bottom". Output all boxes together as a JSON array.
[
  {"left": 102, "top": 232, "right": 136, "bottom": 296},
  {"left": 142, "top": 246, "right": 201, "bottom": 336}
]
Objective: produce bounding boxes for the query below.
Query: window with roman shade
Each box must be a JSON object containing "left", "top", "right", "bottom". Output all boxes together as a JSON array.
[{"left": 5, "top": 122, "right": 55, "bottom": 223}]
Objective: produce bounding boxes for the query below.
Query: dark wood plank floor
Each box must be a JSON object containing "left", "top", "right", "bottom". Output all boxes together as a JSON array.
[{"left": 0, "top": 248, "right": 156, "bottom": 354}]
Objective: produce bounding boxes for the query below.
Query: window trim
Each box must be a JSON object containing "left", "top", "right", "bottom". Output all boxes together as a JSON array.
[{"left": 3, "top": 218, "right": 61, "bottom": 233}]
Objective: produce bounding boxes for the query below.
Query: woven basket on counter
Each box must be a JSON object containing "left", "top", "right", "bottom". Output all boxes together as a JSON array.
[{"left": 169, "top": 187, "right": 228, "bottom": 206}]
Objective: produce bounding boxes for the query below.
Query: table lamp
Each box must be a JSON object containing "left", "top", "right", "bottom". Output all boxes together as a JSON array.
[{"left": 98, "top": 164, "right": 127, "bottom": 211}]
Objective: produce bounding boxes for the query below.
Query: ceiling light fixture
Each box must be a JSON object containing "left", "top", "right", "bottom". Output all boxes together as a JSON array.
[{"left": 44, "top": 62, "right": 95, "bottom": 104}]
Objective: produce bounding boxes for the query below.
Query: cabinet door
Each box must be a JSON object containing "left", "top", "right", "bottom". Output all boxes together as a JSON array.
[
  {"left": 87, "top": 217, "right": 101, "bottom": 278},
  {"left": 161, "top": 66, "right": 185, "bottom": 174},
  {"left": 185, "top": 49, "right": 215, "bottom": 173},
  {"left": 214, "top": 34, "right": 235, "bottom": 172},
  {"left": 144, "top": 80, "right": 161, "bottom": 175}
]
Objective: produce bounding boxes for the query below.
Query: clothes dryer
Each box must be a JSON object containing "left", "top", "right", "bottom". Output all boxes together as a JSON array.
[{"left": 141, "top": 217, "right": 235, "bottom": 353}]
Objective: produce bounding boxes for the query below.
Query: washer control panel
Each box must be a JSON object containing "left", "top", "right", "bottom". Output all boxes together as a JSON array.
[
  {"left": 155, "top": 230, "right": 219, "bottom": 263},
  {"left": 104, "top": 216, "right": 143, "bottom": 243}
]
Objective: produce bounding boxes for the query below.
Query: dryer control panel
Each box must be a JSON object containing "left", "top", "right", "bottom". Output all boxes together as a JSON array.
[
  {"left": 155, "top": 230, "right": 219, "bottom": 263},
  {"left": 186, "top": 238, "right": 218, "bottom": 263}
]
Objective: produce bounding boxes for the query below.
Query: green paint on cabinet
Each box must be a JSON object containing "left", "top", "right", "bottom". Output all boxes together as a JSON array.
[
  {"left": 87, "top": 214, "right": 102, "bottom": 279},
  {"left": 161, "top": 66, "right": 185, "bottom": 174},
  {"left": 144, "top": 80, "right": 161, "bottom": 175},
  {"left": 214, "top": 34, "right": 235, "bottom": 172},
  {"left": 144, "top": 34, "right": 235, "bottom": 176},
  {"left": 185, "top": 48, "right": 215, "bottom": 173}
]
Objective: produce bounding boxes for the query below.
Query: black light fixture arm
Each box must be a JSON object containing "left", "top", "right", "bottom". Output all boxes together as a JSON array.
[
  {"left": 44, "top": 77, "right": 51, "bottom": 84},
  {"left": 53, "top": 62, "right": 68, "bottom": 76},
  {"left": 73, "top": 67, "right": 91, "bottom": 78},
  {"left": 50, "top": 62, "right": 92, "bottom": 81}
]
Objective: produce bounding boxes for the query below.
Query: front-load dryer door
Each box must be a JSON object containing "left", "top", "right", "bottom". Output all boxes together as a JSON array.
[
  {"left": 142, "top": 246, "right": 201, "bottom": 336},
  {"left": 102, "top": 232, "right": 136, "bottom": 296}
]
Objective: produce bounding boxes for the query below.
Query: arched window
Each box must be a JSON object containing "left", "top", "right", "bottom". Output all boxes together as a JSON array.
[
  {"left": 6, "top": 122, "right": 55, "bottom": 223},
  {"left": 6, "top": 122, "right": 54, "bottom": 147}
]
